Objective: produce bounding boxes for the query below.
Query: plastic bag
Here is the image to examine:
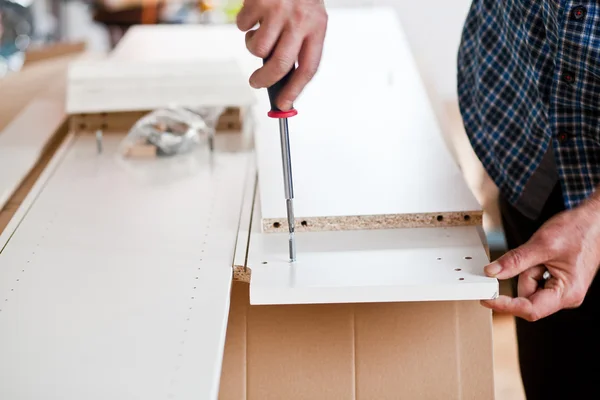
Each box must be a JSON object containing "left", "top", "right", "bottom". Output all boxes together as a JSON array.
[{"left": 119, "top": 107, "right": 210, "bottom": 158}]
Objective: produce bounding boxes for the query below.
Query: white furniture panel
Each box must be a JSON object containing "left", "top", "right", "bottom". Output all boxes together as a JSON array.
[
  {"left": 0, "top": 134, "right": 251, "bottom": 400},
  {"left": 247, "top": 192, "right": 498, "bottom": 305},
  {"left": 66, "top": 24, "right": 261, "bottom": 114},
  {"left": 251, "top": 8, "right": 480, "bottom": 226}
]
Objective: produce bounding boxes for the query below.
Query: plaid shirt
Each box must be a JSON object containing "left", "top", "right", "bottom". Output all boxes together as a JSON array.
[{"left": 457, "top": 1, "right": 600, "bottom": 214}]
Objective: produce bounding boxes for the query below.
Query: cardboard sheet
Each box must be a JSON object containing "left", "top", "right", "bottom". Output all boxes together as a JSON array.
[{"left": 219, "top": 281, "right": 496, "bottom": 400}]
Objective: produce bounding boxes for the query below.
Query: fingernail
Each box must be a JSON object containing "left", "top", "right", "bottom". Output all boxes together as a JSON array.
[
  {"left": 249, "top": 79, "right": 259, "bottom": 89},
  {"left": 480, "top": 300, "right": 492, "bottom": 308},
  {"left": 484, "top": 262, "right": 502, "bottom": 277}
]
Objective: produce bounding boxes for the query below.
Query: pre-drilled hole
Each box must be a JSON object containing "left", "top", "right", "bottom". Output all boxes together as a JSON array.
[
  {"left": 459, "top": 278, "right": 465, "bottom": 281},
  {"left": 455, "top": 268, "right": 462, "bottom": 271},
  {"left": 465, "top": 256, "right": 472, "bottom": 260},
  {"left": 301, "top": 221, "right": 308, "bottom": 227},
  {"left": 262, "top": 261, "right": 268, "bottom": 264},
  {"left": 436, "top": 215, "right": 444, "bottom": 222},
  {"left": 273, "top": 222, "right": 281, "bottom": 228},
  {"left": 437, "top": 257, "right": 442, "bottom": 260},
  {"left": 464, "top": 215, "right": 471, "bottom": 221}
]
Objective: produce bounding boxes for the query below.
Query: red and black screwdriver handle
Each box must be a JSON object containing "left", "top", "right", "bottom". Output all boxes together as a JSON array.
[{"left": 263, "top": 56, "right": 299, "bottom": 119}]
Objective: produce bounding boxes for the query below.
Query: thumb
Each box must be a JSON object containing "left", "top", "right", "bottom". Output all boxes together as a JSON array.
[{"left": 484, "top": 241, "right": 548, "bottom": 279}]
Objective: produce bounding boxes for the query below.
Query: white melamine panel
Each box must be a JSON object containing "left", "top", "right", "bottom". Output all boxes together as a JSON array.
[
  {"left": 247, "top": 193, "right": 498, "bottom": 305},
  {"left": 66, "top": 59, "right": 256, "bottom": 114},
  {"left": 66, "top": 24, "right": 262, "bottom": 115},
  {"left": 110, "top": 24, "right": 250, "bottom": 64},
  {"left": 0, "top": 134, "right": 251, "bottom": 400},
  {"left": 251, "top": 8, "right": 480, "bottom": 223}
]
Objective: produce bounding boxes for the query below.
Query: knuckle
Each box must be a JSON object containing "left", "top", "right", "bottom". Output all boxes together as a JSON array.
[
  {"left": 568, "top": 286, "right": 586, "bottom": 308},
  {"left": 525, "top": 311, "right": 540, "bottom": 322},
  {"left": 505, "top": 249, "right": 524, "bottom": 270},
  {"left": 272, "top": 56, "right": 293, "bottom": 75},
  {"left": 291, "top": 7, "right": 309, "bottom": 25},
  {"left": 250, "top": 42, "right": 271, "bottom": 58},
  {"left": 299, "top": 63, "right": 318, "bottom": 81},
  {"left": 537, "top": 232, "right": 561, "bottom": 253},
  {"left": 318, "top": 10, "right": 328, "bottom": 27},
  {"left": 270, "top": 0, "right": 284, "bottom": 14}
]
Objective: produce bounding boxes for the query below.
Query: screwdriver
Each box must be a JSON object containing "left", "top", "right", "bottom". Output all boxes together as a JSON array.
[{"left": 263, "top": 56, "right": 298, "bottom": 262}]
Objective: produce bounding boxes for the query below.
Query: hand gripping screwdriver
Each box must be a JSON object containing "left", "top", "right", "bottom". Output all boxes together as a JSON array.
[{"left": 263, "top": 56, "right": 298, "bottom": 262}]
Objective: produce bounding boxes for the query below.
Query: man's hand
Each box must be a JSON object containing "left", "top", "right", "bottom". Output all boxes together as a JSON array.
[
  {"left": 236, "top": 0, "right": 328, "bottom": 110},
  {"left": 481, "top": 196, "right": 600, "bottom": 321}
]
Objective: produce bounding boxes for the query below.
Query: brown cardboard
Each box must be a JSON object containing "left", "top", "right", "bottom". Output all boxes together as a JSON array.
[{"left": 220, "top": 282, "right": 495, "bottom": 399}]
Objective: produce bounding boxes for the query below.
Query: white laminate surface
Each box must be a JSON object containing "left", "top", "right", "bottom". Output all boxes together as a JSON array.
[
  {"left": 0, "top": 134, "right": 250, "bottom": 400},
  {"left": 251, "top": 8, "right": 481, "bottom": 225},
  {"left": 247, "top": 191, "right": 498, "bottom": 305}
]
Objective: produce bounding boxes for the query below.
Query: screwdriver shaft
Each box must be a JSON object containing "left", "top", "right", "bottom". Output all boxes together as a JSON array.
[{"left": 278, "top": 118, "right": 296, "bottom": 262}]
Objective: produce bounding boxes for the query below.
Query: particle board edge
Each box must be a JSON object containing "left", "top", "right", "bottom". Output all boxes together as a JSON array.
[{"left": 261, "top": 210, "right": 483, "bottom": 233}]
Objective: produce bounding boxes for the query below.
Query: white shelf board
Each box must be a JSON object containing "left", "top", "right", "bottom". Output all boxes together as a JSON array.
[
  {"left": 247, "top": 193, "right": 498, "bottom": 305},
  {"left": 0, "top": 134, "right": 251, "bottom": 400},
  {"left": 66, "top": 59, "right": 256, "bottom": 114},
  {"left": 251, "top": 7, "right": 481, "bottom": 223},
  {"left": 66, "top": 24, "right": 262, "bottom": 115}
]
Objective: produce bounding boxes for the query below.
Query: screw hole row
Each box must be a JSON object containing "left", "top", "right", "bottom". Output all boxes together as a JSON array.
[{"left": 273, "top": 220, "right": 308, "bottom": 228}]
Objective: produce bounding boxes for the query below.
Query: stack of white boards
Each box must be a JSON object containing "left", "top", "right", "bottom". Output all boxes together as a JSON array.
[
  {"left": 65, "top": 25, "right": 258, "bottom": 115},
  {"left": 0, "top": 7, "right": 498, "bottom": 400}
]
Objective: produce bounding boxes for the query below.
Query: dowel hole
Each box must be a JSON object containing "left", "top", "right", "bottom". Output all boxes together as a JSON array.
[
  {"left": 464, "top": 214, "right": 471, "bottom": 221},
  {"left": 437, "top": 257, "right": 442, "bottom": 261},
  {"left": 436, "top": 215, "right": 444, "bottom": 222},
  {"left": 262, "top": 261, "right": 268, "bottom": 264},
  {"left": 459, "top": 278, "right": 465, "bottom": 281},
  {"left": 465, "top": 256, "right": 472, "bottom": 260},
  {"left": 455, "top": 268, "right": 462, "bottom": 271},
  {"left": 301, "top": 220, "right": 308, "bottom": 227},
  {"left": 273, "top": 222, "right": 281, "bottom": 228}
]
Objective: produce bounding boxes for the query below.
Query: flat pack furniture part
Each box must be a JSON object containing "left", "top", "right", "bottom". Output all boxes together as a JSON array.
[
  {"left": 0, "top": 132, "right": 254, "bottom": 400},
  {"left": 65, "top": 58, "right": 256, "bottom": 115},
  {"left": 251, "top": 8, "right": 482, "bottom": 233},
  {"left": 65, "top": 24, "right": 260, "bottom": 116},
  {"left": 246, "top": 190, "right": 498, "bottom": 305}
]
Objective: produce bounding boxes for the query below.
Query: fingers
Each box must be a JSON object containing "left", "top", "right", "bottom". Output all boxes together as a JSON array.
[
  {"left": 481, "top": 286, "right": 562, "bottom": 321},
  {"left": 236, "top": 4, "right": 261, "bottom": 32},
  {"left": 484, "top": 240, "right": 549, "bottom": 279},
  {"left": 274, "top": 34, "right": 325, "bottom": 110},
  {"left": 249, "top": 28, "right": 303, "bottom": 91},
  {"left": 517, "top": 265, "right": 546, "bottom": 298},
  {"left": 245, "top": 16, "right": 284, "bottom": 59}
]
